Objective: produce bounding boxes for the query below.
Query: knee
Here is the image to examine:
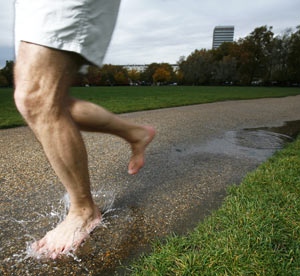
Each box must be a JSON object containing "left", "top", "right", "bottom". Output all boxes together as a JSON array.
[
  {"left": 14, "top": 77, "right": 60, "bottom": 128},
  {"left": 13, "top": 42, "right": 73, "bottom": 125},
  {"left": 14, "top": 86, "right": 30, "bottom": 117},
  {"left": 14, "top": 84, "right": 41, "bottom": 124},
  {"left": 14, "top": 83, "right": 68, "bottom": 128}
]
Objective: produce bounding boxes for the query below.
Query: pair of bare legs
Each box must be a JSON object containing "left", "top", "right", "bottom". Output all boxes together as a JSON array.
[{"left": 14, "top": 42, "right": 155, "bottom": 259}]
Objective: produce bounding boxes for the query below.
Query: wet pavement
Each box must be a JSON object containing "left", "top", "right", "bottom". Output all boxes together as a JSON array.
[{"left": 1, "top": 95, "right": 300, "bottom": 275}]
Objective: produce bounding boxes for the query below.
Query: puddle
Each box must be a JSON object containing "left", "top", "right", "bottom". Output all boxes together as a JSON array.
[
  {"left": 257, "top": 120, "right": 300, "bottom": 139},
  {"left": 199, "top": 120, "right": 300, "bottom": 162}
]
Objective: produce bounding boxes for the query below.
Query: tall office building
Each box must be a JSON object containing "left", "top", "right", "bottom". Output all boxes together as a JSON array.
[{"left": 212, "top": 26, "right": 234, "bottom": 49}]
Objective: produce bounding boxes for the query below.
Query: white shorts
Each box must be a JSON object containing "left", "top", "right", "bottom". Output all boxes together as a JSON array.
[{"left": 15, "top": 0, "right": 120, "bottom": 67}]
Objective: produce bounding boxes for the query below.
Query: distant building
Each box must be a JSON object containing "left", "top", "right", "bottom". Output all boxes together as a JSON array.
[
  {"left": 123, "top": 64, "right": 148, "bottom": 73},
  {"left": 212, "top": 26, "right": 234, "bottom": 49},
  {"left": 123, "top": 64, "right": 179, "bottom": 73}
]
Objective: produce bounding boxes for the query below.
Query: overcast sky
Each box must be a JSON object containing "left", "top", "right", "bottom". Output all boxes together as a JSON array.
[{"left": 0, "top": 0, "right": 299, "bottom": 68}]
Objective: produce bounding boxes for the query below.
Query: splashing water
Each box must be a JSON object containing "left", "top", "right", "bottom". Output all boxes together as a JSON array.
[{"left": 3, "top": 189, "right": 116, "bottom": 266}]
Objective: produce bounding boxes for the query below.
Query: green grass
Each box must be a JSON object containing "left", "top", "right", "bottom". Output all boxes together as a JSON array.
[
  {"left": 1, "top": 86, "right": 300, "bottom": 128},
  {"left": 128, "top": 136, "right": 300, "bottom": 275},
  {"left": 0, "top": 88, "right": 25, "bottom": 128}
]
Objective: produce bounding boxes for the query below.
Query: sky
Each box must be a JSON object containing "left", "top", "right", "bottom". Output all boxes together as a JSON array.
[{"left": 0, "top": 0, "right": 300, "bottom": 68}]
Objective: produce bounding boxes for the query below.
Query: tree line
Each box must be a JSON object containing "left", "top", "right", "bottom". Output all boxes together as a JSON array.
[
  {"left": 72, "top": 62, "right": 178, "bottom": 86},
  {"left": 1, "top": 25, "right": 299, "bottom": 87},
  {"left": 179, "top": 25, "right": 300, "bottom": 86}
]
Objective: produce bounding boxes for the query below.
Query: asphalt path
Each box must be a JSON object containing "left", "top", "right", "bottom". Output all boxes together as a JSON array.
[{"left": 1, "top": 95, "right": 300, "bottom": 275}]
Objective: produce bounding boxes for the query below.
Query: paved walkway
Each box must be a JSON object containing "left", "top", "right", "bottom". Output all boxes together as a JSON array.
[{"left": 1, "top": 95, "right": 300, "bottom": 275}]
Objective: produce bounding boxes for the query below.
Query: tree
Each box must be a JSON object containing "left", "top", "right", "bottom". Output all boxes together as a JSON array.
[
  {"left": 237, "top": 26, "right": 274, "bottom": 84},
  {"left": 212, "top": 42, "right": 235, "bottom": 61},
  {"left": 211, "top": 42, "right": 238, "bottom": 84},
  {"left": 0, "top": 73, "right": 8, "bottom": 87},
  {"left": 141, "top": 63, "right": 160, "bottom": 84},
  {"left": 127, "top": 69, "right": 140, "bottom": 85},
  {"left": 86, "top": 65, "right": 102, "bottom": 85},
  {"left": 141, "top": 63, "right": 174, "bottom": 85},
  {"left": 114, "top": 70, "right": 128, "bottom": 85},
  {"left": 99, "top": 64, "right": 128, "bottom": 86},
  {"left": 288, "top": 26, "right": 300, "bottom": 83},
  {"left": 0, "top": 60, "right": 14, "bottom": 87},
  {"left": 213, "top": 55, "right": 238, "bottom": 84},
  {"left": 152, "top": 67, "right": 171, "bottom": 84},
  {"left": 270, "top": 29, "right": 292, "bottom": 84},
  {"left": 179, "top": 49, "right": 214, "bottom": 85}
]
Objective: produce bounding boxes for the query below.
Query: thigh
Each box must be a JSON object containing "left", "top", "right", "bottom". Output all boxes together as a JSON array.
[{"left": 14, "top": 42, "right": 81, "bottom": 102}]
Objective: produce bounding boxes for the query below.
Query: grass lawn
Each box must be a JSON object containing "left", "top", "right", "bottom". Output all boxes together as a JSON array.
[
  {"left": 128, "top": 136, "right": 300, "bottom": 275},
  {"left": 1, "top": 85, "right": 300, "bottom": 129}
]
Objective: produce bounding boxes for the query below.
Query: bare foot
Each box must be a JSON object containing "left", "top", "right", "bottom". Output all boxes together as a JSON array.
[
  {"left": 30, "top": 206, "right": 101, "bottom": 259},
  {"left": 128, "top": 125, "right": 156, "bottom": 175}
]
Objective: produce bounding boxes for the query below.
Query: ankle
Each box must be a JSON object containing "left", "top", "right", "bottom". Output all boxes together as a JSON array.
[
  {"left": 69, "top": 206, "right": 100, "bottom": 223},
  {"left": 69, "top": 198, "right": 98, "bottom": 217},
  {"left": 127, "top": 125, "right": 152, "bottom": 144}
]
